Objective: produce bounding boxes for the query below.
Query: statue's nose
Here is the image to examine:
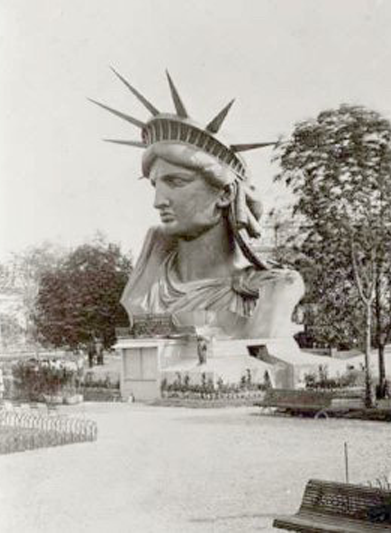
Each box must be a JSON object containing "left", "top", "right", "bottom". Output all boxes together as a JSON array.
[{"left": 153, "top": 184, "right": 170, "bottom": 209}]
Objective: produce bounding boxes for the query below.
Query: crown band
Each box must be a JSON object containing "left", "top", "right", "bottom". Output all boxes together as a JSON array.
[
  {"left": 89, "top": 69, "right": 275, "bottom": 180},
  {"left": 142, "top": 117, "right": 247, "bottom": 180}
]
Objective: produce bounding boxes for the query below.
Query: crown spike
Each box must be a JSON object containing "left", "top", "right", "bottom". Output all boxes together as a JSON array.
[
  {"left": 103, "top": 139, "right": 147, "bottom": 148},
  {"left": 230, "top": 142, "right": 277, "bottom": 153},
  {"left": 88, "top": 98, "right": 145, "bottom": 129},
  {"left": 166, "top": 70, "right": 188, "bottom": 118},
  {"left": 206, "top": 99, "right": 235, "bottom": 134},
  {"left": 110, "top": 67, "right": 160, "bottom": 116}
]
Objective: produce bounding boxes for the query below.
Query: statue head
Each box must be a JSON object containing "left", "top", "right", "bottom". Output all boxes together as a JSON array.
[
  {"left": 148, "top": 149, "right": 234, "bottom": 239},
  {"left": 90, "top": 69, "right": 276, "bottom": 269}
]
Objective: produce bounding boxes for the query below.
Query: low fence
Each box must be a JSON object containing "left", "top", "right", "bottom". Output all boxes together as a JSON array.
[{"left": 0, "top": 408, "right": 98, "bottom": 454}]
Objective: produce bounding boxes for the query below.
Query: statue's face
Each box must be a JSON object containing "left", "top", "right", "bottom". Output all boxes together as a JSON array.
[{"left": 150, "top": 158, "right": 225, "bottom": 239}]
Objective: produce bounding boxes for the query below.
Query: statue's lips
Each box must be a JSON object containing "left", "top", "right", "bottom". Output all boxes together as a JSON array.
[{"left": 159, "top": 213, "right": 176, "bottom": 223}]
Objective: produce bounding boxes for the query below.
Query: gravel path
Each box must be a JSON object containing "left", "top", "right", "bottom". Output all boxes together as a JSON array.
[{"left": 0, "top": 403, "right": 390, "bottom": 533}]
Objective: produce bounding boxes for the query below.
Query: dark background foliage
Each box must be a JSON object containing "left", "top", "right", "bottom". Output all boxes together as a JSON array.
[{"left": 33, "top": 237, "right": 132, "bottom": 350}]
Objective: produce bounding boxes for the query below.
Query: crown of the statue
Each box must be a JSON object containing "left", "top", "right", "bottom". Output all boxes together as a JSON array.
[{"left": 89, "top": 68, "right": 275, "bottom": 180}]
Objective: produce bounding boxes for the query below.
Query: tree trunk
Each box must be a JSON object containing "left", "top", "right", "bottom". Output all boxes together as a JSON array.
[
  {"left": 375, "top": 272, "right": 386, "bottom": 399},
  {"left": 364, "top": 301, "right": 375, "bottom": 408},
  {"left": 378, "top": 342, "right": 386, "bottom": 399},
  {"left": 97, "top": 348, "right": 104, "bottom": 366}
]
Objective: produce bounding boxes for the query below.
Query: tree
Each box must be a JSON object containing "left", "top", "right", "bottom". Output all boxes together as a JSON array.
[
  {"left": 0, "top": 313, "right": 24, "bottom": 348},
  {"left": 0, "top": 243, "right": 65, "bottom": 347},
  {"left": 33, "top": 236, "right": 132, "bottom": 355},
  {"left": 262, "top": 208, "right": 363, "bottom": 350},
  {"left": 274, "top": 104, "right": 391, "bottom": 404},
  {"left": 263, "top": 207, "right": 304, "bottom": 265}
]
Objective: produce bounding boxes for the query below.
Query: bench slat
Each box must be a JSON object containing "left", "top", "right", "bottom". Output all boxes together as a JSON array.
[
  {"left": 274, "top": 513, "right": 391, "bottom": 532},
  {"left": 274, "top": 480, "right": 391, "bottom": 532}
]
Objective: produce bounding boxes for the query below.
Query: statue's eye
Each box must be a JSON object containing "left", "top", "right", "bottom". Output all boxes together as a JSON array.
[{"left": 164, "top": 175, "right": 188, "bottom": 187}]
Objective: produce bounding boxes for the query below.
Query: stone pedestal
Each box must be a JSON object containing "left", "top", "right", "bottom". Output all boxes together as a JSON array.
[
  {"left": 115, "top": 335, "right": 302, "bottom": 401},
  {"left": 115, "top": 337, "right": 196, "bottom": 401}
]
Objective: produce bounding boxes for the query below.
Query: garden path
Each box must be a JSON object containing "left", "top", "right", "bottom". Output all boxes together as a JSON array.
[{"left": 0, "top": 403, "right": 390, "bottom": 533}]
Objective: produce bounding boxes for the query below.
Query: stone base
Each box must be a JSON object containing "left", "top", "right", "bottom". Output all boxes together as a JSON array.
[
  {"left": 115, "top": 338, "right": 190, "bottom": 401},
  {"left": 115, "top": 336, "right": 305, "bottom": 401}
]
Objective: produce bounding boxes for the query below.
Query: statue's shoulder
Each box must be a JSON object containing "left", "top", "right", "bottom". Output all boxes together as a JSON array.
[
  {"left": 132, "top": 226, "right": 177, "bottom": 270},
  {"left": 232, "top": 265, "right": 304, "bottom": 298},
  {"left": 120, "top": 227, "right": 177, "bottom": 313},
  {"left": 141, "top": 226, "right": 176, "bottom": 252}
]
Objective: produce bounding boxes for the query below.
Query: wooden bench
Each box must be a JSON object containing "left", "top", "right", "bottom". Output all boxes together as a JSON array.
[
  {"left": 273, "top": 479, "right": 391, "bottom": 532},
  {"left": 256, "top": 389, "right": 334, "bottom": 415}
]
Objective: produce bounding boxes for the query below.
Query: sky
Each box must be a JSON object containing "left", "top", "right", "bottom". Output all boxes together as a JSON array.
[{"left": 1, "top": 0, "right": 391, "bottom": 261}]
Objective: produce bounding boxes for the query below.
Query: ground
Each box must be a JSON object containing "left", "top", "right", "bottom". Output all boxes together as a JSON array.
[{"left": 0, "top": 403, "right": 390, "bottom": 533}]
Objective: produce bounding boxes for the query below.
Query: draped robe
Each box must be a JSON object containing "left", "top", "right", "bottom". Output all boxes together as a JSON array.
[{"left": 121, "top": 227, "right": 304, "bottom": 339}]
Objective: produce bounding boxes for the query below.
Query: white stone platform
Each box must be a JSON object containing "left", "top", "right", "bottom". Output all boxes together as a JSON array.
[{"left": 115, "top": 336, "right": 315, "bottom": 401}]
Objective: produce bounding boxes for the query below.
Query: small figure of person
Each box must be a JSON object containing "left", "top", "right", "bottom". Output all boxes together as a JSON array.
[
  {"left": 96, "top": 338, "right": 104, "bottom": 366},
  {"left": 87, "top": 339, "right": 96, "bottom": 368},
  {"left": 197, "top": 336, "right": 208, "bottom": 366},
  {"left": 0, "top": 367, "right": 4, "bottom": 400}
]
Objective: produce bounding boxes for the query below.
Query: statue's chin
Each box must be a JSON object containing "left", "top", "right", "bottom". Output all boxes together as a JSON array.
[
  {"left": 160, "top": 220, "right": 221, "bottom": 240},
  {"left": 160, "top": 223, "right": 186, "bottom": 238}
]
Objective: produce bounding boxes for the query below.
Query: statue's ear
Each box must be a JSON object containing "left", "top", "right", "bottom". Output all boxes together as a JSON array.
[{"left": 216, "top": 184, "right": 235, "bottom": 208}]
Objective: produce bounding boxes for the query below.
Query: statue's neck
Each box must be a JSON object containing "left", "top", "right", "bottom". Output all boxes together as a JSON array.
[{"left": 174, "top": 219, "right": 236, "bottom": 282}]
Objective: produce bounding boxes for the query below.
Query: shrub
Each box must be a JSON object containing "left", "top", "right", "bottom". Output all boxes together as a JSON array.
[
  {"left": 304, "top": 365, "right": 364, "bottom": 390},
  {"left": 12, "top": 358, "right": 83, "bottom": 401},
  {"left": 160, "top": 371, "right": 269, "bottom": 399},
  {"left": 82, "top": 371, "right": 120, "bottom": 389}
]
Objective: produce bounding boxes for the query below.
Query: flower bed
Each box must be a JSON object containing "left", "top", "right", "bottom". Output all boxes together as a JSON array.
[
  {"left": 81, "top": 371, "right": 120, "bottom": 402},
  {"left": 83, "top": 371, "right": 120, "bottom": 389},
  {"left": 81, "top": 387, "right": 121, "bottom": 402},
  {"left": 160, "top": 370, "right": 270, "bottom": 404},
  {"left": 154, "top": 391, "right": 266, "bottom": 408},
  {"left": 11, "top": 357, "right": 83, "bottom": 403},
  {"left": 0, "top": 426, "right": 44, "bottom": 454},
  {"left": 0, "top": 411, "right": 97, "bottom": 454}
]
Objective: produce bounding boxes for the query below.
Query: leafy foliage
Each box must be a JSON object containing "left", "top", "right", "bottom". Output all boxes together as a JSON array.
[
  {"left": 0, "top": 243, "right": 65, "bottom": 347},
  {"left": 0, "top": 314, "right": 24, "bottom": 349},
  {"left": 274, "top": 104, "right": 391, "bottom": 349},
  {"left": 34, "top": 237, "right": 132, "bottom": 350},
  {"left": 304, "top": 365, "right": 364, "bottom": 390}
]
